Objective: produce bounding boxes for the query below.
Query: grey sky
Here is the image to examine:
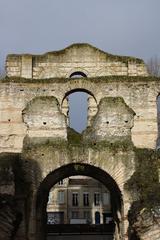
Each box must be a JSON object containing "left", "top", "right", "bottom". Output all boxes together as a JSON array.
[
  {"left": 0, "top": 0, "right": 160, "bottom": 132},
  {"left": 0, "top": 0, "right": 160, "bottom": 72}
]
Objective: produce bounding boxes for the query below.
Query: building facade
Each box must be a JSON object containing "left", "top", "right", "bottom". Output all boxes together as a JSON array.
[{"left": 47, "top": 176, "right": 111, "bottom": 225}]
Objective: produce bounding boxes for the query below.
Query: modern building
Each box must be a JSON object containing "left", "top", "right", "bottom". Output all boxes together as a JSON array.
[{"left": 47, "top": 176, "right": 112, "bottom": 225}]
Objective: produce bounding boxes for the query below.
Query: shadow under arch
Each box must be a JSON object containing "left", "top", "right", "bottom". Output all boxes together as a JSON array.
[
  {"left": 36, "top": 163, "right": 124, "bottom": 240},
  {"left": 70, "top": 71, "right": 87, "bottom": 78},
  {"left": 66, "top": 68, "right": 89, "bottom": 78}
]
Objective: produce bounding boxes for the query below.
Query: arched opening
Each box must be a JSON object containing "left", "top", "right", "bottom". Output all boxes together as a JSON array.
[
  {"left": 70, "top": 71, "right": 87, "bottom": 78},
  {"left": 61, "top": 89, "right": 97, "bottom": 133},
  {"left": 36, "top": 163, "right": 123, "bottom": 240}
]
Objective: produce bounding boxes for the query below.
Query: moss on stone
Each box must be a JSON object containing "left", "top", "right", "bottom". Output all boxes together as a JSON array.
[
  {"left": 23, "top": 136, "right": 68, "bottom": 150},
  {"left": 2, "top": 75, "right": 160, "bottom": 84},
  {"left": 0, "top": 153, "right": 31, "bottom": 195},
  {"left": 67, "top": 127, "right": 82, "bottom": 145},
  {"left": 73, "top": 164, "right": 85, "bottom": 172},
  {"left": 85, "top": 139, "right": 134, "bottom": 152},
  {"left": 125, "top": 148, "right": 160, "bottom": 209}
]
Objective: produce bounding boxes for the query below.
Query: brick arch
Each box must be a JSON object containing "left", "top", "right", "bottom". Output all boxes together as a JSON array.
[{"left": 36, "top": 163, "right": 124, "bottom": 240}]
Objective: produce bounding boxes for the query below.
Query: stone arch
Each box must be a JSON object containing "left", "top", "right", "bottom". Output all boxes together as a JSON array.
[
  {"left": 66, "top": 68, "right": 89, "bottom": 78},
  {"left": 70, "top": 71, "right": 87, "bottom": 78},
  {"left": 61, "top": 88, "right": 98, "bottom": 128},
  {"left": 61, "top": 88, "right": 97, "bottom": 106},
  {"left": 36, "top": 163, "right": 124, "bottom": 240}
]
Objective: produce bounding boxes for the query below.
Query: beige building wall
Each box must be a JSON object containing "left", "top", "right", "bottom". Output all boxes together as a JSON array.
[
  {"left": 47, "top": 176, "right": 111, "bottom": 224},
  {"left": 0, "top": 77, "right": 159, "bottom": 152}
]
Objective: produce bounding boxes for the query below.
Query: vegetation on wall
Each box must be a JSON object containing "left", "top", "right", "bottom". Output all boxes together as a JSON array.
[
  {"left": 2, "top": 75, "right": 160, "bottom": 84},
  {"left": 126, "top": 149, "right": 160, "bottom": 208},
  {"left": 126, "top": 149, "right": 160, "bottom": 239},
  {"left": 0, "top": 153, "right": 31, "bottom": 195}
]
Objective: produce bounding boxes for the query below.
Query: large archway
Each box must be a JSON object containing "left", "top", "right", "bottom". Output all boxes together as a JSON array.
[{"left": 36, "top": 163, "right": 123, "bottom": 240}]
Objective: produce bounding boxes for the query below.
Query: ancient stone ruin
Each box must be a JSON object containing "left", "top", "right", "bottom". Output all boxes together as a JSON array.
[{"left": 0, "top": 43, "right": 160, "bottom": 240}]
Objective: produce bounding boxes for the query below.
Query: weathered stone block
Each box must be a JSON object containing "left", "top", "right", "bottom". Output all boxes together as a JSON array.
[
  {"left": 84, "top": 97, "right": 135, "bottom": 142},
  {"left": 22, "top": 96, "right": 67, "bottom": 139}
]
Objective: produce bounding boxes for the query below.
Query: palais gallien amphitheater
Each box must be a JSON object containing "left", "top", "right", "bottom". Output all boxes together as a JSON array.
[{"left": 0, "top": 43, "right": 160, "bottom": 240}]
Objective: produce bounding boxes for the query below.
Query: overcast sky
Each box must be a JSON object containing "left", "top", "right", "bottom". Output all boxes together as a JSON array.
[
  {"left": 0, "top": 0, "right": 160, "bottom": 71},
  {"left": 0, "top": 0, "right": 160, "bottom": 132}
]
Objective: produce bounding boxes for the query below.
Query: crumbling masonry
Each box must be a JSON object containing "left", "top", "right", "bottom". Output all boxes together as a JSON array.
[{"left": 0, "top": 43, "right": 160, "bottom": 240}]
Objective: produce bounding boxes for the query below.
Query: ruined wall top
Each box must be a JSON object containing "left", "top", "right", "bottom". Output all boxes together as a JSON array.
[{"left": 6, "top": 43, "right": 148, "bottom": 79}]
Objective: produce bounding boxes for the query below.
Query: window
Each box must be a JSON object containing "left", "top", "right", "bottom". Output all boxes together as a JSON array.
[
  {"left": 57, "top": 191, "right": 65, "bottom": 204},
  {"left": 103, "top": 192, "right": 110, "bottom": 205},
  {"left": 84, "top": 211, "right": 91, "bottom": 222},
  {"left": 94, "top": 192, "right": 100, "bottom": 206},
  {"left": 72, "top": 211, "right": 79, "bottom": 219},
  {"left": 72, "top": 192, "right": 78, "bottom": 206},
  {"left": 83, "top": 192, "right": 89, "bottom": 206}
]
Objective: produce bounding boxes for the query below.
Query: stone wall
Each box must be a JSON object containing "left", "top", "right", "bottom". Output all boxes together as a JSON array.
[
  {"left": 21, "top": 138, "right": 136, "bottom": 240},
  {"left": 0, "top": 76, "right": 159, "bottom": 152},
  {"left": 22, "top": 96, "right": 67, "bottom": 139},
  {"left": 84, "top": 97, "right": 135, "bottom": 142},
  {"left": 6, "top": 44, "right": 148, "bottom": 79},
  {"left": 128, "top": 205, "right": 160, "bottom": 240},
  {"left": 1, "top": 44, "right": 160, "bottom": 240}
]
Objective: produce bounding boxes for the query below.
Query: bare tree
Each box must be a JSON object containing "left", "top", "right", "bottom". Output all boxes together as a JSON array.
[
  {"left": 147, "top": 56, "right": 160, "bottom": 77},
  {"left": 0, "top": 63, "right": 6, "bottom": 79}
]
